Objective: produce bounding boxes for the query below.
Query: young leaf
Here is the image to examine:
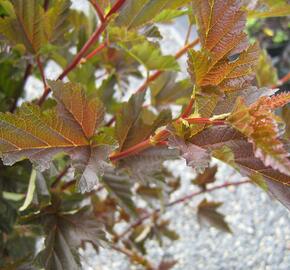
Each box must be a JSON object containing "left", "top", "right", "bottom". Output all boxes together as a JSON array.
[
  {"left": 189, "top": 0, "right": 259, "bottom": 92},
  {"left": 189, "top": 125, "right": 290, "bottom": 210},
  {"left": 0, "top": 81, "right": 112, "bottom": 192},
  {"left": 102, "top": 173, "right": 137, "bottom": 217},
  {"left": 227, "top": 94, "right": 290, "bottom": 176},
  {"left": 36, "top": 207, "right": 107, "bottom": 270},
  {"left": 168, "top": 136, "right": 211, "bottom": 173},
  {"left": 197, "top": 199, "right": 231, "bottom": 233}
]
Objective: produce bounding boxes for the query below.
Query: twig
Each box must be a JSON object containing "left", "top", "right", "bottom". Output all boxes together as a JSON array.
[
  {"left": 118, "top": 179, "right": 251, "bottom": 240},
  {"left": 51, "top": 166, "right": 70, "bottom": 189},
  {"left": 44, "top": 0, "right": 50, "bottom": 11},
  {"left": 37, "top": 0, "right": 127, "bottom": 105},
  {"left": 111, "top": 245, "right": 153, "bottom": 269},
  {"left": 10, "top": 63, "right": 33, "bottom": 112},
  {"left": 89, "top": 0, "right": 105, "bottom": 22},
  {"left": 272, "top": 71, "right": 290, "bottom": 89}
]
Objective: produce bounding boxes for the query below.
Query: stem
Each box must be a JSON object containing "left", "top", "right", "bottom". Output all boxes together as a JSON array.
[
  {"left": 44, "top": 0, "right": 50, "bottom": 11},
  {"left": 118, "top": 179, "right": 251, "bottom": 239},
  {"left": 111, "top": 245, "right": 153, "bottom": 269},
  {"left": 10, "top": 63, "right": 33, "bottom": 112},
  {"left": 272, "top": 71, "right": 290, "bottom": 89},
  {"left": 84, "top": 42, "right": 107, "bottom": 61},
  {"left": 89, "top": 0, "right": 105, "bottom": 22},
  {"left": 36, "top": 56, "right": 47, "bottom": 89},
  {"left": 51, "top": 166, "right": 70, "bottom": 189},
  {"left": 135, "top": 38, "right": 199, "bottom": 94},
  {"left": 184, "top": 117, "right": 225, "bottom": 125},
  {"left": 181, "top": 97, "right": 195, "bottom": 118},
  {"left": 37, "top": 0, "right": 126, "bottom": 106}
]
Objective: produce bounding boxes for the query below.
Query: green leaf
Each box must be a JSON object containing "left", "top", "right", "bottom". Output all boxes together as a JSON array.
[
  {"left": 120, "top": 41, "right": 179, "bottom": 71},
  {"left": 197, "top": 199, "right": 231, "bottom": 233},
  {"left": 0, "top": 0, "right": 71, "bottom": 54},
  {"left": 256, "top": 50, "right": 278, "bottom": 87},
  {"left": 102, "top": 173, "right": 137, "bottom": 217},
  {"left": 152, "top": 9, "right": 188, "bottom": 24},
  {"left": 247, "top": 0, "right": 290, "bottom": 18},
  {"left": 116, "top": 0, "right": 192, "bottom": 29},
  {"left": 0, "top": 81, "right": 112, "bottom": 193},
  {"left": 150, "top": 72, "right": 192, "bottom": 106},
  {"left": 19, "top": 169, "right": 36, "bottom": 211}
]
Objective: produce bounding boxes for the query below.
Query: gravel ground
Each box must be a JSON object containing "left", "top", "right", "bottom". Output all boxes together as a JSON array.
[
  {"left": 81, "top": 160, "right": 290, "bottom": 270},
  {"left": 25, "top": 1, "right": 290, "bottom": 269}
]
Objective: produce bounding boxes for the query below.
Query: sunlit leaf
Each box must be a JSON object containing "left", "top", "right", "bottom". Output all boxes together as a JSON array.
[
  {"left": 0, "top": 81, "right": 112, "bottom": 192},
  {"left": 228, "top": 94, "right": 290, "bottom": 176},
  {"left": 190, "top": 126, "right": 290, "bottom": 209}
]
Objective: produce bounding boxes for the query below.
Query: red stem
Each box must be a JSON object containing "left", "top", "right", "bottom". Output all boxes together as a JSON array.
[
  {"left": 272, "top": 71, "right": 290, "bottom": 89},
  {"left": 85, "top": 42, "right": 107, "bottom": 61},
  {"left": 181, "top": 97, "right": 195, "bottom": 118},
  {"left": 37, "top": 0, "right": 126, "bottom": 106},
  {"left": 89, "top": 0, "right": 105, "bottom": 22},
  {"left": 118, "top": 179, "right": 251, "bottom": 239}
]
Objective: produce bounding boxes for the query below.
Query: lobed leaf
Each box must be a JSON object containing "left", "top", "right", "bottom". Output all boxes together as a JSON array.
[
  {"left": 0, "top": 81, "right": 112, "bottom": 192},
  {"left": 189, "top": 125, "right": 290, "bottom": 209},
  {"left": 102, "top": 172, "right": 137, "bottom": 217},
  {"left": 197, "top": 199, "right": 231, "bottom": 233},
  {"left": 36, "top": 207, "right": 106, "bottom": 270},
  {"left": 228, "top": 95, "right": 290, "bottom": 176},
  {"left": 189, "top": 0, "right": 259, "bottom": 92}
]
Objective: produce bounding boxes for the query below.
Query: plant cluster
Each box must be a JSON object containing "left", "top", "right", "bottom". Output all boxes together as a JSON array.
[{"left": 0, "top": 0, "right": 289, "bottom": 269}]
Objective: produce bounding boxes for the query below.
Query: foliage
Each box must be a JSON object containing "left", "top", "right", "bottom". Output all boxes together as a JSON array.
[{"left": 0, "top": 0, "right": 289, "bottom": 269}]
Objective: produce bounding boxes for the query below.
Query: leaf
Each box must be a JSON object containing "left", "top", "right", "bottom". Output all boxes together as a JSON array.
[
  {"left": 0, "top": 80, "right": 113, "bottom": 193},
  {"left": 282, "top": 106, "right": 290, "bottom": 140},
  {"left": 197, "top": 199, "right": 231, "bottom": 233},
  {"left": 0, "top": 0, "right": 46, "bottom": 53},
  {"left": 189, "top": 0, "right": 259, "bottom": 92},
  {"left": 116, "top": 0, "right": 192, "bottom": 29},
  {"left": 102, "top": 172, "right": 137, "bottom": 217},
  {"left": 247, "top": 0, "right": 290, "bottom": 18},
  {"left": 150, "top": 72, "right": 192, "bottom": 106},
  {"left": 44, "top": 0, "right": 71, "bottom": 44},
  {"left": 168, "top": 136, "right": 211, "bottom": 173},
  {"left": 157, "top": 259, "right": 178, "bottom": 270},
  {"left": 0, "top": 0, "right": 71, "bottom": 54},
  {"left": 152, "top": 9, "right": 188, "bottom": 24},
  {"left": 189, "top": 125, "right": 290, "bottom": 209},
  {"left": 36, "top": 207, "right": 106, "bottom": 270},
  {"left": 120, "top": 41, "right": 179, "bottom": 71},
  {"left": 228, "top": 95, "right": 290, "bottom": 176},
  {"left": 120, "top": 146, "right": 179, "bottom": 182},
  {"left": 192, "top": 165, "right": 218, "bottom": 187},
  {"left": 256, "top": 50, "right": 278, "bottom": 88},
  {"left": 19, "top": 169, "right": 36, "bottom": 211},
  {"left": 116, "top": 92, "right": 172, "bottom": 151}
]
